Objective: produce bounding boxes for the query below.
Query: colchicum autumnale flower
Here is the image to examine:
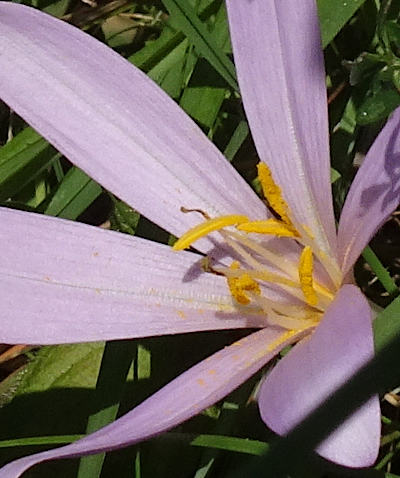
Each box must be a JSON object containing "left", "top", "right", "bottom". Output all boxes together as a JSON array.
[{"left": 0, "top": 0, "right": 400, "bottom": 474}]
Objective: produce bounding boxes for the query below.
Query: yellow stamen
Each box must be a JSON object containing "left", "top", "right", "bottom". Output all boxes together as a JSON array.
[
  {"left": 257, "top": 162, "right": 292, "bottom": 226},
  {"left": 213, "top": 265, "right": 298, "bottom": 289},
  {"left": 267, "top": 329, "right": 298, "bottom": 352},
  {"left": 237, "top": 218, "right": 298, "bottom": 237},
  {"left": 301, "top": 224, "right": 315, "bottom": 240},
  {"left": 173, "top": 215, "right": 249, "bottom": 250},
  {"left": 225, "top": 230, "right": 299, "bottom": 277},
  {"left": 214, "top": 232, "right": 332, "bottom": 309},
  {"left": 267, "top": 313, "right": 319, "bottom": 331},
  {"left": 298, "top": 246, "right": 318, "bottom": 306},
  {"left": 227, "top": 262, "right": 261, "bottom": 305}
]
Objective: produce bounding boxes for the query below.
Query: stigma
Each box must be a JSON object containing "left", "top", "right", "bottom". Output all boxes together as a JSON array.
[{"left": 173, "top": 162, "right": 341, "bottom": 333}]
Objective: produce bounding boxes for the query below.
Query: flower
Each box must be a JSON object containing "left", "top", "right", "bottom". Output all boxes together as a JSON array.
[{"left": 0, "top": 0, "right": 400, "bottom": 475}]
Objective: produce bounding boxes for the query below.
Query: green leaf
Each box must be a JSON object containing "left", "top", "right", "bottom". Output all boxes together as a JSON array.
[
  {"left": 223, "top": 121, "right": 249, "bottom": 162},
  {"left": 330, "top": 167, "right": 341, "bottom": 183},
  {"left": 362, "top": 246, "right": 398, "bottom": 297},
  {"left": 179, "top": 3, "right": 230, "bottom": 130},
  {"left": 45, "top": 166, "right": 102, "bottom": 220},
  {"left": 0, "top": 127, "right": 58, "bottom": 201},
  {"left": 77, "top": 340, "right": 136, "bottom": 478},
  {"left": 161, "top": 0, "right": 238, "bottom": 91},
  {"left": 317, "top": 0, "right": 368, "bottom": 47},
  {"left": 374, "top": 295, "right": 400, "bottom": 354},
  {"left": 0, "top": 344, "right": 104, "bottom": 475},
  {"left": 110, "top": 197, "right": 140, "bottom": 235},
  {"left": 40, "top": 0, "right": 71, "bottom": 17},
  {"left": 180, "top": 59, "right": 227, "bottom": 128},
  {"left": 0, "top": 435, "right": 82, "bottom": 448},
  {"left": 147, "top": 39, "right": 189, "bottom": 97},
  {"left": 190, "top": 434, "right": 268, "bottom": 456},
  {"left": 128, "top": 1, "right": 221, "bottom": 72},
  {"left": 345, "top": 53, "right": 385, "bottom": 86},
  {"left": 0, "top": 343, "right": 105, "bottom": 445},
  {"left": 19, "top": 344, "right": 105, "bottom": 392},
  {"left": 393, "top": 68, "right": 400, "bottom": 91},
  {"left": 129, "top": 23, "right": 184, "bottom": 72},
  {"left": 356, "top": 86, "right": 400, "bottom": 124},
  {"left": 386, "top": 20, "right": 400, "bottom": 49}
]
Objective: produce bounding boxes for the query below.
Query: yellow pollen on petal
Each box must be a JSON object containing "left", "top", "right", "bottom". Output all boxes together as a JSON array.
[
  {"left": 227, "top": 262, "right": 261, "bottom": 305},
  {"left": 298, "top": 246, "right": 318, "bottom": 306},
  {"left": 173, "top": 214, "right": 249, "bottom": 250},
  {"left": 236, "top": 218, "right": 298, "bottom": 237},
  {"left": 257, "top": 162, "right": 292, "bottom": 226}
]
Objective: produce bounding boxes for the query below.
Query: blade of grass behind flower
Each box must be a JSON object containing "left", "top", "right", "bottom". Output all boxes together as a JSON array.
[
  {"left": 77, "top": 340, "right": 137, "bottom": 478},
  {"left": 0, "top": 436, "right": 83, "bottom": 448},
  {"left": 0, "top": 433, "right": 268, "bottom": 455},
  {"left": 44, "top": 167, "right": 102, "bottom": 220},
  {"left": 223, "top": 121, "right": 249, "bottom": 162},
  {"left": 179, "top": 2, "right": 231, "bottom": 131},
  {"left": 128, "top": 0, "right": 222, "bottom": 72},
  {"left": 161, "top": 0, "right": 238, "bottom": 91},
  {"left": 147, "top": 39, "right": 189, "bottom": 99},
  {"left": 0, "top": 127, "right": 59, "bottom": 201},
  {"left": 362, "top": 245, "right": 399, "bottom": 297}
]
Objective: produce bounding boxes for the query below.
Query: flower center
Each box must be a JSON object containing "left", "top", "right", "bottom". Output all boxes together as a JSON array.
[{"left": 173, "top": 163, "right": 341, "bottom": 333}]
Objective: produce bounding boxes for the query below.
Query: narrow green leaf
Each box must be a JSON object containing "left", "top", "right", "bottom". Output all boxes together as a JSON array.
[
  {"left": 179, "top": 4, "right": 230, "bottom": 130},
  {"left": 77, "top": 340, "right": 136, "bottom": 478},
  {"left": 147, "top": 39, "right": 189, "bottom": 97},
  {"left": 45, "top": 166, "right": 102, "bottom": 220},
  {"left": 374, "top": 295, "right": 400, "bottom": 353},
  {"left": 0, "top": 127, "right": 58, "bottom": 201},
  {"left": 128, "top": 1, "right": 221, "bottom": 72},
  {"left": 161, "top": 0, "right": 238, "bottom": 91},
  {"left": 0, "top": 432, "right": 268, "bottom": 456},
  {"left": 317, "top": 0, "right": 368, "bottom": 47},
  {"left": 0, "top": 435, "right": 82, "bottom": 448},
  {"left": 129, "top": 23, "right": 185, "bottom": 72},
  {"left": 52, "top": 158, "right": 65, "bottom": 182},
  {"left": 135, "top": 450, "right": 141, "bottom": 478},
  {"left": 189, "top": 434, "right": 268, "bottom": 455},
  {"left": 223, "top": 121, "right": 249, "bottom": 162},
  {"left": 362, "top": 246, "right": 399, "bottom": 297},
  {"left": 180, "top": 59, "right": 227, "bottom": 128},
  {"left": 194, "top": 458, "right": 214, "bottom": 478}
]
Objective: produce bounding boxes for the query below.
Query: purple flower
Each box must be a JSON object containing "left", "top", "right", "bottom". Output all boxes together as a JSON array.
[{"left": 0, "top": 0, "right": 399, "bottom": 474}]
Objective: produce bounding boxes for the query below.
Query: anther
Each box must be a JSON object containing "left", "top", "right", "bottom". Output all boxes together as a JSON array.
[
  {"left": 298, "top": 246, "right": 318, "bottom": 306},
  {"left": 173, "top": 215, "right": 249, "bottom": 251},
  {"left": 237, "top": 218, "right": 298, "bottom": 237}
]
